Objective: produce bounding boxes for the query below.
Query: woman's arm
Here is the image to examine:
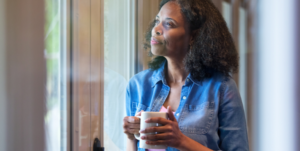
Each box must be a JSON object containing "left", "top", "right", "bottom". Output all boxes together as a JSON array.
[
  {"left": 126, "top": 138, "right": 137, "bottom": 151},
  {"left": 217, "top": 80, "right": 249, "bottom": 151},
  {"left": 123, "top": 113, "right": 141, "bottom": 151},
  {"left": 178, "top": 135, "right": 212, "bottom": 151},
  {"left": 124, "top": 83, "right": 139, "bottom": 151}
]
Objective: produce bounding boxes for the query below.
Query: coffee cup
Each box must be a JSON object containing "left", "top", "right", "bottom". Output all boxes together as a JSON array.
[{"left": 134, "top": 112, "right": 168, "bottom": 149}]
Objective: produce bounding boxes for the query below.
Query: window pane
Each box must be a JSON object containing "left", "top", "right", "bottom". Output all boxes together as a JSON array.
[
  {"left": 44, "top": 0, "right": 67, "bottom": 150},
  {"left": 103, "top": 1, "right": 160, "bottom": 150},
  {"left": 103, "top": 0, "right": 134, "bottom": 150}
]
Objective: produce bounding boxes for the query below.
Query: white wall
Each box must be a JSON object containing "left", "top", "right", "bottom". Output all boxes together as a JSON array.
[{"left": 0, "top": 0, "right": 7, "bottom": 150}]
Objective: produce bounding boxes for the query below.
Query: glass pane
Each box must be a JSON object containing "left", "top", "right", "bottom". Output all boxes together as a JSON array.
[
  {"left": 103, "top": 0, "right": 133, "bottom": 150},
  {"left": 44, "top": 0, "right": 67, "bottom": 150},
  {"left": 103, "top": 1, "right": 160, "bottom": 150}
]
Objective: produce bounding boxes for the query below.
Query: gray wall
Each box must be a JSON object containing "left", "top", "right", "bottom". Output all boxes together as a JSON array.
[
  {"left": 0, "top": 0, "right": 7, "bottom": 150},
  {"left": 1, "top": 0, "right": 46, "bottom": 150}
]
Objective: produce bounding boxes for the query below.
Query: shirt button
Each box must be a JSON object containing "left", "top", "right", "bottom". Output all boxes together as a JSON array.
[
  {"left": 186, "top": 79, "right": 189, "bottom": 82},
  {"left": 176, "top": 113, "right": 180, "bottom": 116},
  {"left": 183, "top": 96, "right": 187, "bottom": 99}
]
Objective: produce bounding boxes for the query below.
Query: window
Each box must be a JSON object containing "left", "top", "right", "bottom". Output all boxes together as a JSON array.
[
  {"left": 68, "top": 0, "right": 160, "bottom": 150},
  {"left": 44, "top": 0, "right": 67, "bottom": 150},
  {"left": 103, "top": 0, "right": 135, "bottom": 150},
  {"left": 103, "top": 0, "right": 160, "bottom": 150}
]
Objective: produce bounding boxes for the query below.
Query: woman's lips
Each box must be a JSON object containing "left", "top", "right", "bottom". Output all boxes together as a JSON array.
[{"left": 151, "top": 37, "right": 162, "bottom": 45}]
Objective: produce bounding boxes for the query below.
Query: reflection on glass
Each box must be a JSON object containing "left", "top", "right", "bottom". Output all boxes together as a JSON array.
[
  {"left": 44, "top": 0, "right": 66, "bottom": 150},
  {"left": 103, "top": 0, "right": 132, "bottom": 150}
]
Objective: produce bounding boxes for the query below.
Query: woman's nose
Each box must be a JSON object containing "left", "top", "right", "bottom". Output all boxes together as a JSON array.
[{"left": 152, "top": 25, "right": 163, "bottom": 36}]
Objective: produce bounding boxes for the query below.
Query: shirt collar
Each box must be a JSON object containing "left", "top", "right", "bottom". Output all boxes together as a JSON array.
[
  {"left": 151, "top": 61, "right": 202, "bottom": 87},
  {"left": 186, "top": 74, "right": 202, "bottom": 86},
  {"left": 151, "top": 61, "right": 167, "bottom": 87}
]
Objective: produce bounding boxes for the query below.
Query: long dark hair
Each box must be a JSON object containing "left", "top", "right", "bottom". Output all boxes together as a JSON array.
[{"left": 144, "top": 0, "right": 238, "bottom": 81}]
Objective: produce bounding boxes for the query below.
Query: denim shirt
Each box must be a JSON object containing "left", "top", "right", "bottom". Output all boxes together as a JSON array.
[{"left": 125, "top": 62, "right": 249, "bottom": 151}]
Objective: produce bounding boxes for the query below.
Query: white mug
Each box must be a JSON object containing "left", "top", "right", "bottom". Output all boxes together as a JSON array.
[{"left": 134, "top": 112, "right": 168, "bottom": 149}]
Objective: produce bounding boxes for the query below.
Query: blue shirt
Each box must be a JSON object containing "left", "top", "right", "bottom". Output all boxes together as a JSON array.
[{"left": 126, "top": 62, "right": 249, "bottom": 151}]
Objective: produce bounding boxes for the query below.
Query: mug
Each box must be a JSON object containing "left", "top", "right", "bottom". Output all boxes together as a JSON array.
[{"left": 134, "top": 112, "right": 168, "bottom": 149}]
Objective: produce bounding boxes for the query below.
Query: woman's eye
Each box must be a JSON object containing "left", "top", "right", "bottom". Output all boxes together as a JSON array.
[
  {"left": 165, "top": 22, "right": 173, "bottom": 27},
  {"left": 155, "top": 20, "right": 159, "bottom": 25}
]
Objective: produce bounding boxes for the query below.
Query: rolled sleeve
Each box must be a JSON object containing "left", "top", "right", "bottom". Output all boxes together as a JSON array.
[{"left": 218, "top": 79, "right": 249, "bottom": 151}]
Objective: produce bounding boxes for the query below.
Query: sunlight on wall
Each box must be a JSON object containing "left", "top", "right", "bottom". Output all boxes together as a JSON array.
[{"left": 258, "top": 0, "right": 297, "bottom": 151}]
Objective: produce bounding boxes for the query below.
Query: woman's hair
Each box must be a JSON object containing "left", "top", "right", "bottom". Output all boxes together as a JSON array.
[{"left": 145, "top": 0, "right": 238, "bottom": 81}]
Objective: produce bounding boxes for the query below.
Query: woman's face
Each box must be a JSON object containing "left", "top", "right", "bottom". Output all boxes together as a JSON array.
[{"left": 151, "top": 1, "right": 191, "bottom": 58}]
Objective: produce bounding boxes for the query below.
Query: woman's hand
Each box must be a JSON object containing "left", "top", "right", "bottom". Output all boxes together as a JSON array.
[
  {"left": 139, "top": 106, "right": 185, "bottom": 149},
  {"left": 123, "top": 111, "right": 142, "bottom": 140}
]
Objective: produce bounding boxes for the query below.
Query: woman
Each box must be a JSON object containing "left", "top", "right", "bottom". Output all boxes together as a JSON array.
[{"left": 123, "top": 0, "right": 249, "bottom": 151}]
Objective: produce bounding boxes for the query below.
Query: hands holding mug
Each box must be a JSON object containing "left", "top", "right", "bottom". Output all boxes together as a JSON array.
[
  {"left": 139, "top": 106, "right": 185, "bottom": 149},
  {"left": 123, "top": 106, "right": 186, "bottom": 149},
  {"left": 123, "top": 111, "right": 142, "bottom": 140}
]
